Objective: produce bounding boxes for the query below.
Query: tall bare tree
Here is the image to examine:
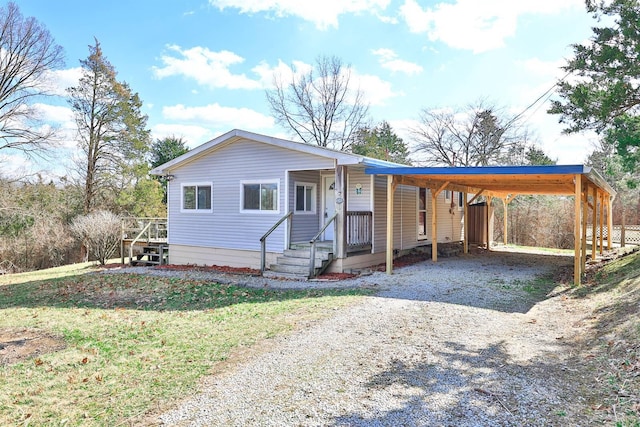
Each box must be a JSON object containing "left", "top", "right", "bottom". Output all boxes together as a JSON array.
[
  {"left": 0, "top": 2, "right": 64, "bottom": 163},
  {"left": 68, "top": 40, "right": 150, "bottom": 214},
  {"left": 266, "top": 55, "right": 369, "bottom": 151},
  {"left": 410, "top": 101, "right": 528, "bottom": 166}
]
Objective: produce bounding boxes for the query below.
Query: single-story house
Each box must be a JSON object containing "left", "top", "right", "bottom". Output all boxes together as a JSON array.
[
  {"left": 150, "top": 129, "right": 465, "bottom": 277},
  {"left": 151, "top": 128, "right": 616, "bottom": 285}
]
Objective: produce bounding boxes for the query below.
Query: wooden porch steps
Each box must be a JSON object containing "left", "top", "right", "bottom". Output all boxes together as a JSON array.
[
  {"left": 268, "top": 242, "right": 334, "bottom": 279},
  {"left": 131, "top": 244, "right": 169, "bottom": 266}
]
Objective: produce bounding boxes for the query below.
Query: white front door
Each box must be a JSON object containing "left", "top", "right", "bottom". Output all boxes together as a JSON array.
[{"left": 323, "top": 175, "right": 335, "bottom": 241}]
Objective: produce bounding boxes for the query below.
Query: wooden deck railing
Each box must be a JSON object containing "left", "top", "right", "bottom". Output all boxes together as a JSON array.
[
  {"left": 120, "top": 217, "right": 167, "bottom": 263},
  {"left": 346, "top": 211, "right": 372, "bottom": 249}
]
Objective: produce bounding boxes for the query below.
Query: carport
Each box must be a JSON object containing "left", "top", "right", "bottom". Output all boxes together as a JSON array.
[{"left": 364, "top": 165, "right": 617, "bottom": 286}]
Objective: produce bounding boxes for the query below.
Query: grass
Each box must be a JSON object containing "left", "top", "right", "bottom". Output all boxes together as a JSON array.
[
  {"left": 0, "top": 266, "right": 372, "bottom": 425},
  {"left": 576, "top": 248, "right": 640, "bottom": 426}
]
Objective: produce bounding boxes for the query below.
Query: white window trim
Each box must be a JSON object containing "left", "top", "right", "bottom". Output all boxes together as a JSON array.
[
  {"left": 417, "top": 187, "right": 429, "bottom": 241},
  {"left": 294, "top": 181, "right": 317, "bottom": 214},
  {"left": 180, "top": 182, "right": 213, "bottom": 213},
  {"left": 240, "top": 179, "right": 280, "bottom": 214}
]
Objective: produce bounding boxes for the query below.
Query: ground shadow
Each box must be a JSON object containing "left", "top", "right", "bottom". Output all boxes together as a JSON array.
[
  {"left": 330, "top": 339, "right": 599, "bottom": 426},
  {"left": 0, "top": 271, "right": 370, "bottom": 312},
  {"left": 371, "top": 249, "right": 572, "bottom": 314}
]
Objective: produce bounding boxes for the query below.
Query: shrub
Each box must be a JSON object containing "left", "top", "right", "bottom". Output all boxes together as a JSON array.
[{"left": 71, "top": 211, "right": 121, "bottom": 264}]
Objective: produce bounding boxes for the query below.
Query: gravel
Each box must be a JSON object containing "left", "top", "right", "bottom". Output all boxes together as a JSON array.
[{"left": 114, "top": 248, "right": 598, "bottom": 426}]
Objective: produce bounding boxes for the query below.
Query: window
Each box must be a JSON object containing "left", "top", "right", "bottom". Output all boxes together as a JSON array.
[
  {"left": 458, "top": 191, "right": 465, "bottom": 209},
  {"left": 182, "top": 183, "right": 212, "bottom": 212},
  {"left": 295, "top": 182, "right": 316, "bottom": 213},
  {"left": 444, "top": 190, "right": 451, "bottom": 200},
  {"left": 418, "top": 187, "right": 428, "bottom": 239},
  {"left": 241, "top": 181, "right": 279, "bottom": 212}
]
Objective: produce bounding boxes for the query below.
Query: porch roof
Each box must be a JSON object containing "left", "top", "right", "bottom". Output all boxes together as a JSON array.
[{"left": 364, "top": 164, "right": 616, "bottom": 199}]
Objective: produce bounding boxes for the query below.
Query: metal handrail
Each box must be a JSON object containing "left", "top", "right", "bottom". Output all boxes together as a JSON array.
[
  {"left": 260, "top": 211, "right": 293, "bottom": 273},
  {"left": 309, "top": 212, "right": 338, "bottom": 278}
]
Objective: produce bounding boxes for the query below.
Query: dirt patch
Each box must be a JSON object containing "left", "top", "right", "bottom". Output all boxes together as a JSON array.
[{"left": 0, "top": 328, "right": 66, "bottom": 366}]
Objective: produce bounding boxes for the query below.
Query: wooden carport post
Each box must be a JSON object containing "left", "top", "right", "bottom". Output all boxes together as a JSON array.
[
  {"left": 581, "top": 184, "right": 588, "bottom": 275},
  {"left": 385, "top": 175, "right": 396, "bottom": 275},
  {"left": 502, "top": 196, "right": 513, "bottom": 246},
  {"left": 591, "top": 185, "right": 598, "bottom": 262},
  {"left": 431, "top": 182, "right": 449, "bottom": 262},
  {"left": 599, "top": 190, "right": 605, "bottom": 254},
  {"left": 574, "top": 174, "right": 582, "bottom": 286},
  {"left": 607, "top": 196, "right": 613, "bottom": 250},
  {"left": 463, "top": 191, "right": 468, "bottom": 254}
]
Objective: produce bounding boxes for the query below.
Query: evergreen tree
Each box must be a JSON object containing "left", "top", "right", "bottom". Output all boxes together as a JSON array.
[
  {"left": 352, "top": 121, "right": 410, "bottom": 164},
  {"left": 67, "top": 39, "right": 152, "bottom": 214},
  {"left": 549, "top": 0, "right": 640, "bottom": 171}
]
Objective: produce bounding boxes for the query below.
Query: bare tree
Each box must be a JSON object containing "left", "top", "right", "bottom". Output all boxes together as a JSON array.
[
  {"left": 266, "top": 55, "right": 369, "bottom": 151},
  {"left": 0, "top": 2, "right": 64, "bottom": 161},
  {"left": 410, "top": 101, "right": 528, "bottom": 166}
]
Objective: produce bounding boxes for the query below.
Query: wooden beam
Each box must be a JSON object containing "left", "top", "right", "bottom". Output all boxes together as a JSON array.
[
  {"left": 574, "top": 174, "right": 582, "bottom": 286},
  {"left": 386, "top": 175, "right": 395, "bottom": 275},
  {"left": 433, "top": 181, "right": 449, "bottom": 196},
  {"left": 432, "top": 190, "right": 438, "bottom": 262},
  {"left": 468, "top": 190, "right": 485, "bottom": 205}
]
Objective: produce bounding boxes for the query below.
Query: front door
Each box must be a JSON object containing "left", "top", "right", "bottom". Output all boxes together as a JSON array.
[{"left": 323, "top": 175, "right": 335, "bottom": 241}]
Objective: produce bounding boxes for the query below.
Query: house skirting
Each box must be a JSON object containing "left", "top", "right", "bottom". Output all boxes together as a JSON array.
[{"left": 168, "top": 244, "right": 278, "bottom": 269}]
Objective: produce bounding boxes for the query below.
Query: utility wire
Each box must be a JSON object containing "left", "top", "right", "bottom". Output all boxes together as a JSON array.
[{"left": 508, "top": 70, "right": 573, "bottom": 126}]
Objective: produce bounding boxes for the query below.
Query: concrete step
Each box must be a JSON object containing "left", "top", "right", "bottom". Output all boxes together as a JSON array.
[
  {"left": 289, "top": 242, "right": 333, "bottom": 251},
  {"left": 276, "top": 256, "right": 324, "bottom": 268},
  {"left": 262, "top": 270, "right": 308, "bottom": 280},
  {"left": 283, "top": 249, "right": 332, "bottom": 259},
  {"left": 269, "top": 264, "right": 314, "bottom": 275}
]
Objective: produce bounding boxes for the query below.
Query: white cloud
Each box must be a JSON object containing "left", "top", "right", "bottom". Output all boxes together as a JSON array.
[
  {"left": 210, "top": 0, "right": 391, "bottom": 30},
  {"left": 399, "top": 0, "right": 582, "bottom": 53},
  {"left": 252, "top": 58, "right": 397, "bottom": 106},
  {"left": 354, "top": 72, "right": 399, "bottom": 106},
  {"left": 520, "top": 58, "right": 565, "bottom": 78},
  {"left": 372, "top": 48, "right": 423, "bottom": 75},
  {"left": 43, "top": 67, "right": 82, "bottom": 96},
  {"left": 151, "top": 124, "right": 215, "bottom": 148},
  {"left": 252, "top": 59, "right": 313, "bottom": 90},
  {"left": 162, "top": 103, "right": 275, "bottom": 129},
  {"left": 152, "top": 45, "right": 262, "bottom": 90}
]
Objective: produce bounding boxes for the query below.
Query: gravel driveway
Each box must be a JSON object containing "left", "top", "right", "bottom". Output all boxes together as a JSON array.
[{"left": 152, "top": 248, "right": 597, "bottom": 426}]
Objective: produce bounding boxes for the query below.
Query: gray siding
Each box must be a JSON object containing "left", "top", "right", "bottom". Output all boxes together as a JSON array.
[
  {"left": 371, "top": 177, "right": 464, "bottom": 254},
  {"left": 346, "top": 167, "right": 372, "bottom": 212},
  {"left": 167, "top": 138, "right": 334, "bottom": 252},
  {"left": 289, "top": 170, "right": 322, "bottom": 242}
]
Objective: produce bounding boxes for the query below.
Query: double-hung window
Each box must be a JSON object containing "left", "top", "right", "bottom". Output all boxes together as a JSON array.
[
  {"left": 241, "top": 180, "right": 279, "bottom": 212},
  {"left": 295, "top": 182, "right": 316, "bottom": 213},
  {"left": 182, "top": 183, "right": 212, "bottom": 212}
]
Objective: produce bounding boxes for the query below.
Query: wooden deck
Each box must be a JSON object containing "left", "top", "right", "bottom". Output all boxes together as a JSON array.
[{"left": 121, "top": 218, "right": 168, "bottom": 265}]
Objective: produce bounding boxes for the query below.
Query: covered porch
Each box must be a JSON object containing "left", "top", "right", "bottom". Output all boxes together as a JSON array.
[{"left": 365, "top": 165, "right": 617, "bottom": 286}]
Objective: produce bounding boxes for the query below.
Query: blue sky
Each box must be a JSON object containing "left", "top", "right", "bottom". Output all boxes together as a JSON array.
[{"left": 15, "top": 0, "right": 599, "bottom": 177}]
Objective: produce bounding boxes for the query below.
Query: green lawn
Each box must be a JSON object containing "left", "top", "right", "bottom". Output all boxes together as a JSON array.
[{"left": 0, "top": 265, "right": 371, "bottom": 425}]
